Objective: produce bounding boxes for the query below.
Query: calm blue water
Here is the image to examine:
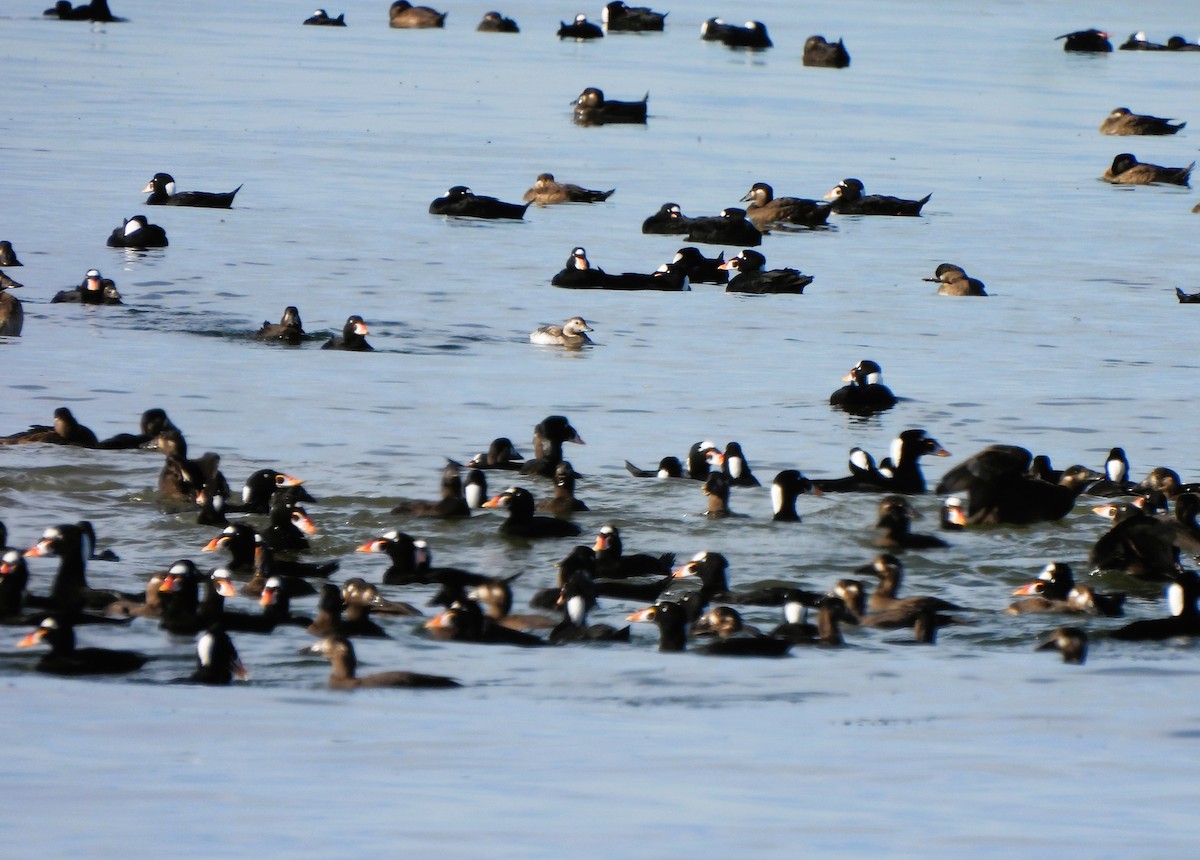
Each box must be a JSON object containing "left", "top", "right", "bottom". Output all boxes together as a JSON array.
[{"left": 3, "top": 0, "right": 1200, "bottom": 855}]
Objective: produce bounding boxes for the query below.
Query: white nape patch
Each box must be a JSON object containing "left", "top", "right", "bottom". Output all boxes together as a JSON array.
[
  {"left": 567, "top": 595, "right": 587, "bottom": 625},
  {"left": 691, "top": 551, "right": 707, "bottom": 562},
  {"left": 728, "top": 457, "right": 744, "bottom": 480},
  {"left": 1038, "top": 564, "right": 1056, "bottom": 582},
  {"left": 169, "top": 561, "right": 190, "bottom": 574},
  {"left": 44, "top": 527, "right": 61, "bottom": 539},
  {"left": 1169, "top": 583, "right": 1186, "bottom": 617},
  {"left": 699, "top": 440, "right": 717, "bottom": 452},
  {"left": 383, "top": 530, "right": 400, "bottom": 541},
  {"left": 784, "top": 602, "right": 803, "bottom": 625},
  {"left": 2, "top": 549, "right": 18, "bottom": 564},
  {"left": 866, "top": 372, "right": 881, "bottom": 385},
  {"left": 1106, "top": 458, "right": 1126, "bottom": 482},
  {"left": 1135, "top": 31, "right": 1147, "bottom": 41},
  {"left": 770, "top": 483, "right": 784, "bottom": 514},
  {"left": 242, "top": 484, "right": 252, "bottom": 504},
  {"left": 80, "top": 531, "right": 93, "bottom": 560},
  {"left": 123, "top": 219, "right": 142, "bottom": 237},
  {"left": 601, "top": 5, "right": 609, "bottom": 23},
  {"left": 197, "top": 632, "right": 215, "bottom": 666},
  {"left": 42, "top": 617, "right": 59, "bottom": 630},
  {"left": 599, "top": 525, "right": 615, "bottom": 535},
  {"left": 575, "top": 13, "right": 587, "bottom": 23},
  {"left": 222, "top": 526, "right": 237, "bottom": 535},
  {"left": 656, "top": 468, "right": 671, "bottom": 478},
  {"left": 465, "top": 483, "right": 485, "bottom": 508},
  {"left": 264, "top": 576, "right": 282, "bottom": 589},
  {"left": 889, "top": 436, "right": 904, "bottom": 467},
  {"left": 849, "top": 449, "right": 870, "bottom": 471},
  {"left": 164, "top": 180, "right": 177, "bottom": 196},
  {"left": 745, "top": 21, "right": 756, "bottom": 28}
]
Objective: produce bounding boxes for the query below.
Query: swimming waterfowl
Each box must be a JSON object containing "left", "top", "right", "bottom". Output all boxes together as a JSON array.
[
  {"left": 1035, "top": 627, "right": 1087, "bottom": 664},
  {"left": 477, "top": 11, "right": 518, "bottom": 32},
  {"left": 308, "top": 636, "right": 459, "bottom": 688},
  {"left": 572, "top": 88, "right": 647, "bottom": 125},
  {"left": 1089, "top": 501, "right": 1181, "bottom": 581},
  {"left": 740, "top": 182, "right": 831, "bottom": 229},
  {"left": 1102, "top": 153, "right": 1193, "bottom": 185},
  {"left": 391, "top": 460, "right": 471, "bottom": 518},
  {"left": 106, "top": 215, "right": 167, "bottom": 248},
  {"left": 356, "top": 531, "right": 489, "bottom": 587},
  {"left": 0, "top": 548, "right": 30, "bottom": 621},
  {"left": 558, "top": 13, "right": 603, "bottom": 39},
  {"left": 95, "top": 407, "right": 172, "bottom": 450},
  {"left": 700, "top": 18, "right": 772, "bottom": 49},
  {"left": 0, "top": 241, "right": 22, "bottom": 266},
  {"left": 1100, "top": 107, "right": 1185, "bottom": 136},
  {"left": 641, "top": 203, "right": 692, "bottom": 234},
  {"left": 322, "top": 315, "right": 373, "bottom": 350},
  {"left": 548, "top": 570, "right": 631, "bottom": 644},
  {"left": 468, "top": 437, "right": 524, "bottom": 470},
  {"left": 602, "top": 2, "right": 665, "bottom": 31},
  {"left": 1110, "top": 570, "right": 1200, "bottom": 640},
  {"left": 1056, "top": 29, "right": 1112, "bottom": 52},
  {"left": 815, "top": 429, "right": 950, "bottom": 494},
  {"left": 712, "top": 442, "right": 758, "bottom": 487},
  {"left": 803, "top": 35, "right": 850, "bottom": 67},
  {"left": 522, "top": 173, "right": 613, "bottom": 205},
  {"left": 303, "top": 9, "right": 345, "bottom": 25},
  {"left": 825, "top": 178, "right": 931, "bottom": 215},
  {"left": 685, "top": 209, "right": 763, "bottom": 247},
  {"left": 1007, "top": 562, "right": 1125, "bottom": 616},
  {"left": 483, "top": 486, "right": 583, "bottom": 538},
  {"left": 429, "top": 186, "right": 528, "bottom": 219},
  {"left": 923, "top": 263, "right": 987, "bottom": 296},
  {"left": 44, "top": 0, "right": 123, "bottom": 22},
  {"left": 873, "top": 497, "right": 950, "bottom": 551},
  {"left": 719, "top": 249, "right": 810, "bottom": 294},
  {"left": 0, "top": 277, "right": 22, "bottom": 337},
  {"left": 1, "top": 407, "right": 98, "bottom": 447},
  {"left": 552, "top": 248, "right": 689, "bottom": 291},
  {"left": 424, "top": 599, "right": 546, "bottom": 646},
  {"left": 142, "top": 173, "right": 241, "bottom": 208},
  {"left": 530, "top": 316, "right": 594, "bottom": 347},
  {"left": 1084, "top": 446, "right": 1139, "bottom": 497},
  {"left": 263, "top": 500, "right": 317, "bottom": 553},
  {"left": 189, "top": 626, "right": 247, "bottom": 684},
  {"left": 18, "top": 617, "right": 147, "bottom": 675},
  {"left": 1119, "top": 32, "right": 1167, "bottom": 50},
  {"left": 628, "top": 601, "right": 790, "bottom": 655},
  {"left": 254, "top": 306, "right": 305, "bottom": 344},
  {"left": 520, "top": 415, "right": 584, "bottom": 477},
  {"left": 770, "top": 470, "right": 818, "bottom": 522},
  {"left": 1167, "top": 35, "right": 1200, "bottom": 51},
  {"left": 937, "top": 445, "right": 1101, "bottom": 524},
  {"left": 592, "top": 525, "right": 674, "bottom": 579},
  {"left": 670, "top": 247, "right": 727, "bottom": 283},
  {"left": 536, "top": 462, "right": 588, "bottom": 516},
  {"left": 389, "top": 1, "right": 445, "bottom": 28},
  {"left": 829, "top": 359, "right": 897, "bottom": 414},
  {"left": 468, "top": 578, "right": 557, "bottom": 631},
  {"left": 343, "top": 577, "right": 420, "bottom": 619},
  {"left": 859, "top": 555, "right": 962, "bottom": 619},
  {"left": 1176, "top": 287, "right": 1200, "bottom": 303},
  {"left": 623, "top": 456, "right": 684, "bottom": 479},
  {"left": 51, "top": 268, "right": 122, "bottom": 305}
]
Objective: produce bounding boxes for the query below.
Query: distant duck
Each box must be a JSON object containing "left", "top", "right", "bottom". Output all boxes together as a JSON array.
[
  {"left": 558, "top": 13, "right": 603, "bottom": 39},
  {"left": 829, "top": 359, "right": 897, "bottom": 413},
  {"left": 701, "top": 18, "right": 772, "bottom": 49},
  {"left": 254, "top": 306, "right": 305, "bottom": 344},
  {"left": 429, "top": 186, "right": 528, "bottom": 219},
  {"left": 0, "top": 241, "right": 21, "bottom": 266},
  {"left": 1167, "top": 35, "right": 1200, "bottom": 51},
  {"left": 572, "top": 87, "right": 647, "bottom": 125},
  {"left": 51, "top": 268, "right": 122, "bottom": 305},
  {"left": 937, "top": 444, "right": 1101, "bottom": 524},
  {"left": 522, "top": 173, "right": 613, "bottom": 205},
  {"left": 685, "top": 208, "right": 762, "bottom": 246},
  {"left": 1035, "top": 627, "right": 1087, "bottom": 664},
  {"left": 0, "top": 277, "right": 23, "bottom": 337},
  {"left": 44, "top": 0, "right": 123, "bottom": 22},
  {"left": 803, "top": 35, "right": 850, "bottom": 67},
  {"left": 670, "top": 247, "right": 727, "bottom": 284},
  {"left": 1176, "top": 287, "right": 1200, "bottom": 303},
  {"left": 1102, "top": 153, "right": 1193, "bottom": 185},
  {"left": 322, "top": 315, "right": 373, "bottom": 351},
  {"left": 303, "top": 9, "right": 345, "bottom": 26},
  {"left": 602, "top": 1, "right": 666, "bottom": 32},
  {"left": 551, "top": 247, "right": 689, "bottom": 291},
  {"left": 740, "top": 182, "right": 830, "bottom": 228},
  {"left": 1100, "top": 107, "right": 1185, "bottom": 136},
  {"left": 825, "top": 178, "right": 931, "bottom": 215},
  {"left": 924, "top": 263, "right": 987, "bottom": 296},
  {"left": 1119, "top": 31, "right": 1167, "bottom": 51},
  {"left": 389, "top": 1, "right": 445, "bottom": 28},
  {"left": 142, "top": 173, "right": 241, "bottom": 208},
  {"left": 770, "top": 469, "right": 818, "bottom": 522},
  {"left": 721, "top": 249, "right": 812, "bottom": 294},
  {"left": 477, "top": 11, "right": 518, "bottom": 32},
  {"left": 106, "top": 215, "right": 167, "bottom": 248},
  {"left": 530, "top": 316, "right": 594, "bottom": 347},
  {"left": 1056, "top": 28, "right": 1112, "bottom": 52},
  {"left": 641, "top": 202, "right": 692, "bottom": 234}
]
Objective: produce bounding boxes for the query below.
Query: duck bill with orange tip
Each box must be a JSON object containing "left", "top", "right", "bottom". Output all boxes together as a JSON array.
[
  {"left": 424, "top": 611, "right": 454, "bottom": 630},
  {"left": 202, "top": 535, "right": 228, "bottom": 552},
  {"left": 214, "top": 577, "right": 239, "bottom": 598},
  {"left": 355, "top": 538, "right": 388, "bottom": 553},
  {"left": 592, "top": 532, "right": 611, "bottom": 553},
  {"left": 274, "top": 473, "right": 304, "bottom": 488},
  {"left": 16, "top": 628, "right": 46, "bottom": 648},
  {"left": 626, "top": 606, "right": 658, "bottom": 623},
  {"left": 159, "top": 575, "right": 182, "bottom": 593},
  {"left": 481, "top": 493, "right": 510, "bottom": 509},
  {"left": 1011, "top": 581, "right": 1046, "bottom": 596},
  {"left": 23, "top": 540, "right": 53, "bottom": 558},
  {"left": 671, "top": 561, "right": 697, "bottom": 579},
  {"left": 291, "top": 510, "right": 318, "bottom": 535}
]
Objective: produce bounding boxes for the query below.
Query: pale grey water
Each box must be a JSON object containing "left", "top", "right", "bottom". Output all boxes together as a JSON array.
[{"left": 3, "top": 0, "right": 1200, "bottom": 855}]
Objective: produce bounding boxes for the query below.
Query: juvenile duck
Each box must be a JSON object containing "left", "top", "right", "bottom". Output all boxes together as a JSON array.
[
  {"left": 1100, "top": 107, "right": 1185, "bottom": 136},
  {"left": 1102, "top": 153, "right": 1193, "bottom": 185},
  {"left": 530, "top": 316, "right": 594, "bottom": 347},
  {"left": 522, "top": 173, "right": 613, "bottom": 205}
]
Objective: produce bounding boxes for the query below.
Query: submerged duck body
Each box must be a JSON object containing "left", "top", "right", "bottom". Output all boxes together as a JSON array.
[
  {"left": 44, "top": 0, "right": 123, "bottom": 22},
  {"left": 1100, "top": 107, "right": 1185, "bottom": 136},
  {"left": 558, "top": 13, "right": 603, "bottom": 39},
  {"left": 671, "top": 247, "right": 727, "bottom": 284},
  {"left": 803, "top": 35, "right": 850, "bottom": 67},
  {"left": 142, "top": 173, "right": 241, "bottom": 208},
  {"left": 254, "top": 306, "right": 305, "bottom": 344},
  {"left": 602, "top": 2, "right": 665, "bottom": 32},
  {"left": 1102, "top": 153, "right": 1193, "bottom": 185},
  {"left": 429, "top": 186, "right": 528, "bottom": 219},
  {"left": 304, "top": 9, "right": 345, "bottom": 26},
  {"left": 1056, "top": 29, "right": 1112, "bottom": 52},
  {"left": 477, "top": 11, "right": 518, "bottom": 32},
  {"left": 106, "top": 215, "right": 167, "bottom": 248},
  {"left": 701, "top": 18, "right": 772, "bottom": 49},
  {"left": 573, "top": 88, "right": 647, "bottom": 125}
]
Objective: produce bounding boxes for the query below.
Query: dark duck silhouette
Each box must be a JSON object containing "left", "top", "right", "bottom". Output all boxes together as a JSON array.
[
  {"left": 519, "top": 415, "right": 584, "bottom": 477},
  {"left": 815, "top": 429, "right": 950, "bottom": 494},
  {"left": 602, "top": 1, "right": 665, "bottom": 31},
  {"left": 1035, "top": 627, "right": 1088, "bottom": 664},
  {"left": 769, "top": 469, "right": 819, "bottom": 522},
  {"left": 424, "top": 599, "right": 546, "bottom": 646},
  {"left": 557, "top": 13, "right": 603, "bottom": 39},
  {"left": 483, "top": 487, "right": 583, "bottom": 538},
  {"left": 1007, "top": 562, "right": 1125, "bottom": 617},
  {"left": 0, "top": 276, "right": 23, "bottom": 336},
  {"left": 468, "top": 437, "right": 525, "bottom": 471},
  {"left": 391, "top": 460, "right": 471, "bottom": 518},
  {"left": 1102, "top": 153, "right": 1193, "bottom": 185},
  {"left": 1, "top": 407, "right": 98, "bottom": 447},
  {"left": 721, "top": 250, "right": 812, "bottom": 294},
  {"left": 803, "top": 35, "right": 850, "bottom": 67},
  {"left": 548, "top": 570, "right": 631, "bottom": 644},
  {"left": 428, "top": 186, "right": 527, "bottom": 219},
  {"left": 872, "top": 497, "right": 949, "bottom": 550},
  {"left": 592, "top": 525, "right": 674, "bottom": 579},
  {"left": 322, "top": 315, "right": 373, "bottom": 350},
  {"left": 477, "top": 11, "right": 518, "bottom": 32},
  {"left": 106, "top": 215, "right": 168, "bottom": 248},
  {"left": 142, "top": 173, "right": 241, "bottom": 208},
  {"left": 96, "top": 407, "right": 173, "bottom": 449},
  {"left": 356, "top": 531, "right": 490, "bottom": 588},
  {"left": 1110, "top": 570, "right": 1200, "bottom": 640},
  {"left": 936, "top": 445, "right": 1101, "bottom": 524},
  {"left": 1089, "top": 501, "right": 1182, "bottom": 581},
  {"left": 824, "top": 178, "right": 930, "bottom": 215},
  {"left": 670, "top": 247, "right": 727, "bottom": 284},
  {"left": 254, "top": 306, "right": 305, "bottom": 344},
  {"left": 188, "top": 626, "right": 247, "bottom": 684},
  {"left": 1056, "top": 29, "right": 1112, "bottom": 52},
  {"left": 303, "top": 8, "right": 346, "bottom": 26},
  {"left": 307, "top": 636, "right": 459, "bottom": 688},
  {"left": 388, "top": 1, "right": 445, "bottom": 28},
  {"left": 18, "top": 617, "right": 147, "bottom": 675},
  {"left": 700, "top": 18, "right": 772, "bottom": 49},
  {"left": 740, "top": 182, "right": 830, "bottom": 228},
  {"left": 641, "top": 203, "right": 692, "bottom": 235},
  {"left": 628, "top": 601, "right": 790, "bottom": 655},
  {"left": 829, "top": 359, "right": 897, "bottom": 414},
  {"left": 536, "top": 462, "right": 588, "bottom": 516},
  {"left": 1084, "top": 447, "right": 1140, "bottom": 497},
  {"left": 685, "top": 208, "right": 762, "bottom": 246},
  {"left": 572, "top": 88, "right": 647, "bottom": 125},
  {"left": 1100, "top": 107, "right": 1185, "bottom": 136}
]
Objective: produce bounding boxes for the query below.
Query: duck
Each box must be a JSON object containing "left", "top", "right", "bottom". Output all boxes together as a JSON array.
[
  {"left": 530, "top": 316, "right": 593, "bottom": 347},
  {"left": 221, "top": 467, "right": 311, "bottom": 515},
  {"left": 691, "top": 606, "right": 795, "bottom": 654},
  {"left": 572, "top": 88, "right": 647, "bottom": 125},
  {"left": 628, "top": 601, "right": 790, "bottom": 655},
  {"left": 557, "top": 13, "right": 603, "bottom": 39},
  {"left": 1035, "top": 627, "right": 1088, "bottom": 664},
  {"left": 322, "top": 315, "right": 373, "bottom": 350},
  {"left": 858, "top": 555, "right": 962, "bottom": 618},
  {"left": 204, "top": 523, "right": 338, "bottom": 581},
  {"left": 1056, "top": 29, "right": 1112, "bottom": 52},
  {"left": 188, "top": 625, "right": 247, "bottom": 684},
  {"left": 548, "top": 570, "right": 630, "bottom": 643},
  {"left": 262, "top": 500, "right": 317, "bottom": 553},
  {"left": 825, "top": 178, "right": 931, "bottom": 216},
  {"left": 1110, "top": 570, "right": 1200, "bottom": 640},
  {"left": 428, "top": 185, "right": 527, "bottom": 219},
  {"left": 710, "top": 441, "right": 758, "bottom": 487},
  {"left": 923, "top": 263, "right": 987, "bottom": 296},
  {"left": 700, "top": 18, "right": 772, "bottom": 49},
  {"left": 815, "top": 429, "right": 950, "bottom": 494},
  {"left": 0, "top": 241, "right": 21, "bottom": 266},
  {"left": 1102, "top": 153, "right": 1193, "bottom": 185},
  {"left": 254, "top": 306, "right": 305, "bottom": 344},
  {"left": 256, "top": 577, "right": 313, "bottom": 628},
  {"left": 106, "top": 215, "right": 168, "bottom": 248},
  {"left": 391, "top": 460, "right": 471, "bottom": 518},
  {"left": 536, "top": 462, "right": 588, "bottom": 516},
  {"left": 1119, "top": 32, "right": 1167, "bottom": 51},
  {"left": 623, "top": 456, "right": 684, "bottom": 478},
  {"left": 1084, "top": 446, "right": 1139, "bottom": 497},
  {"left": 356, "top": 530, "right": 490, "bottom": 587},
  {"left": 308, "top": 636, "right": 459, "bottom": 688},
  {"left": 142, "top": 172, "right": 241, "bottom": 208},
  {"left": 1, "top": 406, "right": 98, "bottom": 447},
  {"left": 834, "top": 578, "right": 957, "bottom": 630},
  {"left": 519, "top": 415, "right": 584, "bottom": 477},
  {"left": 769, "top": 470, "right": 818, "bottom": 522},
  {"left": 641, "top": 203, "right": 692, "bottom": 234},
  {"left": 388, "top": 1, "right": 445, "bottom": 28},
  {"left": 1100, "top": 107, "right": 1185, "bottom": 136},
  {"left": 1089, "top": 501, "right": 1181, "bottom": 581},
  {"left": 770, "top": 593, "right": 849, "bottom": 646},
  {"left": 51, "top": 268, "right": 123, "bottom": 305},
  {"left": 0, "top": 548, "right": 31, "bottom": 621},
  {"left": 424, "top": 599, "right": 546, "bottom": 646},
  {"left": 102, "top": 571, "right": 167, "bottom": 620},
  {"left": 157, "top": 560, "right": 208, "bottom": 635},
  {"left": 1167, "top": 35, "right": 1200, "bottom": 51},
  {"left": 0, "top": 277, "right": 23, "bottom": 337},
  {"left": 303, "top": 8, "right": 345, "bottom": 25},
  {"left": 18, "top": 617, "right": 147, "bottom": 675},
  {"left": 467, "top": 437, "right": 524, "bottom": 470},
  {"left": 685, "top": 209, "right": 762, "bottom": 247},
  {"left": 701, "top": 473, "right": 737, "bottom": 518},
  {"left": 1176, "top": 287, "right": 1200, "bottom": 303},
  {"left": 829, "top": 359, "right": 897, "bottom": 413},
  {"left": 803, "top": 35, "right": 850, "bottom": 68},
  {"left": 44, "top": 0, "right": 123, "bottom": 22},
  {"left": 602, "top": 1, "right": 665, "bottom": 31},
  {"left": 522, "top": 173, "right": 613, "bottom": 205},
  {"left": 872, "top": 497, "right": 950, "bottom": 551},
  {"left": 592, "top": 525, "right": 673, "bottom": 579},
  {"left": 670, "top": 247, "right": 727, "bottom": 283},
  {"left": 342, "top": 577, "right": 420, "bottom": 618},
  {"left": 477, "top": 11, "right": 518, "bottom": 32},
  {"left": 739, "top": 182, "right": 831, "bottom": 229},
  {"left": 201, "top": 569, "right": 283, "bottom": 634},
  {"left": 307, "top": 584, "right": 384, "bottom": 639},
  {"left": 483, "top": 487, "right": 583, "bottom": 539},
  {"left": 551, "top": 249, "right": 689, "bottom": 291},
  {"left": 936, "top": 444, "right": 1100, "bottom": 524},
  {"left": 719, "top": 249, "right": 811, "bottom": 294},
  {"left": 1007, "top": 562, "right": 1125, "bottom": 616},
  {"left": 154, "top": 428, "right": 217, "bottom": 503},
  {"left": 468, "top": 578, "right": 557, "bottom": 631}
]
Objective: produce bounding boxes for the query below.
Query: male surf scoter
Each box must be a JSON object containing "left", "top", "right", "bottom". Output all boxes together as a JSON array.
[
  {"left": 603, "top": 2, "right": 665, "bottom": 31},
  {"left": 106, "top": 215, "right": 168, "bottom": 248},
  {"left": 721, "top": 249, "right": 812, "bottom": 294},
  {"left": 572, "top": 88, "right": 647, "bottom": 125},
  {"left": 830, "top": 359, "right": 897, "bottom": 413},
  {"left": 142, "top": 173, "right": 241, "bottom": 208},
  {"left": 303, "top": 9, "right": 345, "bottom": 25},
  {"left": 322, "top": 315, "right": 373, "bottom": 350},
  {"left": 558, "top": 13, "right": 603, "bottom": 39},
  {"left": 429, "top": 186, "right": 528, "bottom": 219},
  {"left": 825, "top": 178, "right": 931, "bottom": 215},
  {"left": 685, "top": 208, "right": 762, "bottom": 246}
]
